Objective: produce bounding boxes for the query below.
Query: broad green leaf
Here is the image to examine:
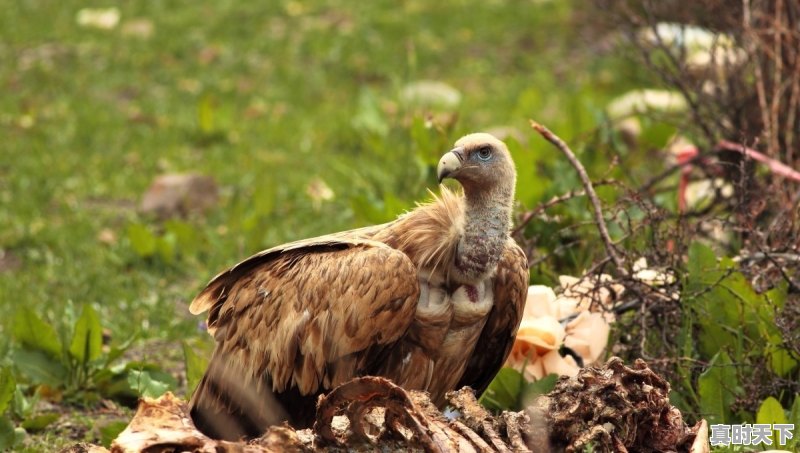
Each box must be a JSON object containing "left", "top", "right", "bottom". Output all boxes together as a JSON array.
[
  {"left": 103, "top": 333, "right": 138, "bottom": 368},
  {"left": 13, "top": 387, "right": 35, "bottom": 419},
  {"left": 127, "top": 370, "right": 171, "bottom": 398},
  {"left": 13, "top": 427, "right": 25, "bottom": 448},
  {"left": 520, "top": 374, "right": 558, "bottom": 406},
  {"left": 698, "top": 351, "right": 737, "bottom": 425},
  {"left": 123, "top": 362, "right": 177, "bottom": 389},
  {"left": 788, "top": 396, "right": 800, "bottom": 428},
  {"left": 789, "top": 393, "right": 800, "bottom": 451},
  {"left": 638, "top": 119, "right": 678, "bottom": 150},
  {"left": 789, "top": 397, "right": 800, "bottom": 450},
  {"left": 757, "top": 396, "right": 788, "bottom": 447},
  {"left": 0, "top": 368, "right": 14, "bottom": 414},
  {"left": 756, "top": 396, "right": 786, "bottom": 425},
  {"left": 687, "top": 242, "right": 716, "bottom": 281},
  {"left": 165, "top": 220, "right": 199, "bottom": 255},
  {"left": 720, "top": 271, "right": 760, "bottom": 309},
  {"left": 0, "top": 416, "right": 14, "bottom": 450},
  {"left": 156, "top": 233, "right": 177, "bottom": 263},
  {"left": 127, "top": 223, "right": 156, "bottom": 257},
  {"left": 182, "top": 341, "right": 208, "bottom": 397},
  {"left": 20, "top": 413, "right": 59, "bottom": 431},
  {"left": 69, "top": 304, "right": 103, "bottom": 364},
  {"left": 197, "top": 93, "right": 216, "bottom": 134},
  {"left": 11, "top": 349, "right": 68, "bottom": 387},
  {"left": 94, "top": 368, "right": 138, "bottom": 402},
  {"left": 695, "top": 310, "right": 738, "bottom": 360},
  {"left": 768, "top": 348, "right": 798, "bottom": 378},
  {"left": 765, "top": 282, "right": 788, "bottom": 309},
  {"left": 479, "top": 367, "right": 524, "bottom": 411},
  {"left": 100, "top": 421, "right": 128, "bottom": 448},
  {"left": 12, "top": 308, "right": 62, "bottom": 358}
]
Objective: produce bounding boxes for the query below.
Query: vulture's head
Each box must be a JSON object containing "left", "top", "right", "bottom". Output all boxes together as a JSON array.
[{"left": 437, "top": 133, "right": 516, "bottom": 195}]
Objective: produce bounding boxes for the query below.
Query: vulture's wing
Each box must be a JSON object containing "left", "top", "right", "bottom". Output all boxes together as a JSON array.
[
  {"left": 456, "top": 239, "right": 528, "bottom": 396},
  {"left": 189, "top": 235, "right": 420, "bottom": 439}
]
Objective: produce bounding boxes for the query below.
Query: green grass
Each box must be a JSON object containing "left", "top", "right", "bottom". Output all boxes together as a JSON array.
[
  {"left": 0, "top": 0, "right": 645, "bottom": 343},
  {"left": 0, "top": 0, "right": 653, "bottom": 448}
]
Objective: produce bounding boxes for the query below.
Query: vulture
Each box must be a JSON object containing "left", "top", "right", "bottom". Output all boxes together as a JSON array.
[{"left": 189, "top": 133, "right": 529, "bottom": 440}]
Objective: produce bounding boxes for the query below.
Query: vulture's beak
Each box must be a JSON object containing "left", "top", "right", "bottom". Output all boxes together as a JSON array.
[{"left": 437, "top": 147, "right": 465, "bottom": 183}]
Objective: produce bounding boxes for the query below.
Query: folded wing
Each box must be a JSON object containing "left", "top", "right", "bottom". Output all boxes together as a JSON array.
[{"left": 189, "top": 236, "right": 420, "bottom": 439}]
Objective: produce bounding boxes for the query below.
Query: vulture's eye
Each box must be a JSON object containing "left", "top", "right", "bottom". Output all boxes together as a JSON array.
[{"left": 476, "top": 146, "right": 493, "bottom": 161}]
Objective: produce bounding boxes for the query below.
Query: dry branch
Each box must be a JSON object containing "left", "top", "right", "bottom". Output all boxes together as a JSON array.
[{"left": 530, "top": 120, "right": 627, "bottom": 274}]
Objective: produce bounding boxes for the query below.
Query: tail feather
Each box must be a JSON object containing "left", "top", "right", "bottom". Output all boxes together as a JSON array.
[{"left": 189, "top": 349, "right": 290, "bottom": 441}]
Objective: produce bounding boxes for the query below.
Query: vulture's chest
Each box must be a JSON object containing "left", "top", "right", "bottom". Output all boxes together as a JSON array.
[
  {"left": 390, "top": 274, "right": 494, "bottom": 404},
  {"left": 415, "top": 275, "right": 494, "bottom": 332}
]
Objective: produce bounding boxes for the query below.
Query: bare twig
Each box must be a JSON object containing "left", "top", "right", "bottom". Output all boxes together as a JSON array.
[
  {"left": 735, "top": 250, "right": 800, "bottom": 291},
  {"left": 530, "top": 120, "right": 627, "bottom": 274},
  {"left": 717, "top": 140, "right": 800, "bottom": 182},
  {"left": 512, "top": 179, "right": 615, "bottom": 237},
  {"left": 733, "top": 251, "right": 800, "bottom": 264},
  {"left": 638, "top": 151, "right": 707, "bottom": 194},
  {"left": 744, "top": 0, "right": 774, "bottom": 157}
]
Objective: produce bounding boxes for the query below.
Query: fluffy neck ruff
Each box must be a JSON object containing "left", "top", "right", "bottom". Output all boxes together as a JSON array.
[{"left": 380, "top": 184, "right": 513, "bottom": 284}]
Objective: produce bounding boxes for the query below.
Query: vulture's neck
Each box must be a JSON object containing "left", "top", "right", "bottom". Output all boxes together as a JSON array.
[
  {"left": 380, "top": 184, "right": 514, "bottom": 284},
  {"left": 454, "top": 184, "right": 513, "bottom": 282}
]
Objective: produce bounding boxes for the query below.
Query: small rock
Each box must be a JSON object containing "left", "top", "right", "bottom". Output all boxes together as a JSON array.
[{"left": 140, "top": 173, "right": 219, "bottom": 219}]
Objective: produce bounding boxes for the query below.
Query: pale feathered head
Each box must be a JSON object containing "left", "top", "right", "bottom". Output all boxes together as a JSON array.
[{"left": 436, "top": 133, "right": 516, "bottom": 195}]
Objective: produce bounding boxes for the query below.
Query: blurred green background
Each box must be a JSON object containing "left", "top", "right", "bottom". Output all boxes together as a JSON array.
[{"left": 0, "top": 0, "right": 657, "bottom": 343}]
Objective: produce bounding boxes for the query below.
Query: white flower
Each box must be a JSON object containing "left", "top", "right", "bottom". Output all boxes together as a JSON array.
[
  {"left": 639, "top": 23, "right": 746, "bottom": 72},
  {"left": 607, "top": 89, "right": 687, "bottom": 118},
  {"left": 401, "top": 80, "right": 462, "bottom": 110},
  {"left": 506, "top": 279, "right": 620, "bottom": 381},
  {"left": 640, "top": 23, "right": 729, "bottom": 50},
  {"left": 565, "top": 311, "right": 611, "bottom": 364},
  {"left": 76, "top": 8, "right": 121, "bottom": 30},
  {"left": 524, "top": 285, "right": 572, "bottom": 319},
  {"left": 683, "top": 178, "right": 734, "bottom": 209},
  {"left": 632, "top": 258, "right": 679, "bottom": 303},
  {"left": 507, "top": 315, "right": 579, "bottom": 381}
]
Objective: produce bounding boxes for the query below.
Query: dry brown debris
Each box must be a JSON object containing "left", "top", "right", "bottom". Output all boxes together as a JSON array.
[
  {"left": 62, "top": 358, "right": 710, "bottom": 453},
  {"left": 139, "top": 173, "right": 219, "bottom": 219},
  {"left": 531, "top": 357, "right": 704, "bottom": 453}
]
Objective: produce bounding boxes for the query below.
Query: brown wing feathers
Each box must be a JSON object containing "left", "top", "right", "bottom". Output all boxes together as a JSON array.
[
  {"left": 190, "top": 134, "right": 530, "bottom": 441},
  {"left": 190, "top": 242, "right": 420, "bottom": 439}
]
